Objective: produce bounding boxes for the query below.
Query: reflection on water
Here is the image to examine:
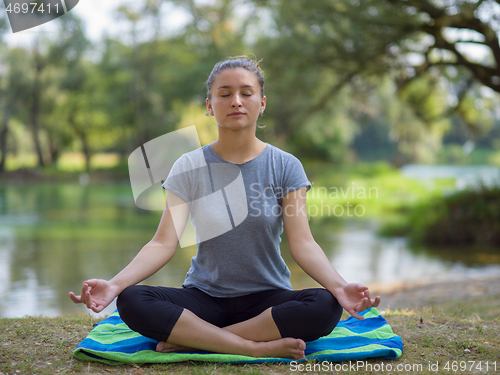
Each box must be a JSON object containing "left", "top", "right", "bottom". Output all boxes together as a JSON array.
[
  {"left": 323, "top": 222, "right": 500, "bottom": 286},
  {"left": 0, "top": 181, "right": 499, "bottom": 318}
]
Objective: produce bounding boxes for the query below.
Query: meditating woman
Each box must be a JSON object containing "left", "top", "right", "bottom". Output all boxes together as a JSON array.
[{"left": 69, "top": 57, "right": 380, "bottom": 360}]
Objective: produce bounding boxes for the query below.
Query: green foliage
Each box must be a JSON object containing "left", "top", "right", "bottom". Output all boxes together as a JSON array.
[
  {"left": 407, "top": 185, "right": 500, "bottom": 245},
  {"left": 173, "top": 101, "right": 218, "bottom": 146},
  {"left": 1, "top": 0, "right": 500, "bottom": 171},
  {"left": 304, "top": 160, "right": 440, "bottom": 221},
  {"left": 0, "top": 9, "right": 9, "bottom": 43}
]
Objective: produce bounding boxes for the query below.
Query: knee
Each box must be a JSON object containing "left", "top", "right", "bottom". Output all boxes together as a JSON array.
[
  {"left": 115, "top": 285, "right": 183, "bottom": 342},
  {"left": 274, "top": 288, "right": 343, "bottom": 342},
  {"left": 307, "top": 289, "right": 343, "bottom": 340},
  {"left": 116, "top": 285, "right": 137, "bottom": 309},
  {"left": 116, "top": 285, "right": 145, "bottom": 324}
]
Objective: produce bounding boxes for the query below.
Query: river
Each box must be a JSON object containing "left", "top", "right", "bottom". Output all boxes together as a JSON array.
[{"left": 1, "top": 177, "right": 499, "bottom": 318}]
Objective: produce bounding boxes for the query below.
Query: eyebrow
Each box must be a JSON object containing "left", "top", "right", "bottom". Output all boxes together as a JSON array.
[{"left": 216, "top": 84, "right": 255, "bottom": 90}]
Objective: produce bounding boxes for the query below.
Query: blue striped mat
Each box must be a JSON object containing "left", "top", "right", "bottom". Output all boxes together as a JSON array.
[{"left": 74, "top": 307, "right": 403, "bottom": 365}]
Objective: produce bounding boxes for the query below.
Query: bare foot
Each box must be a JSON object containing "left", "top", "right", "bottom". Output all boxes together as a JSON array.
[
  {"left": 156, "top": 341, "right": 198, "bottom": 353},
  {"left": 252, "top": 338, "right": 306, "bottom": 360},
  {"left": 156, "top": 337, "right": 306, "bottom": 360}
]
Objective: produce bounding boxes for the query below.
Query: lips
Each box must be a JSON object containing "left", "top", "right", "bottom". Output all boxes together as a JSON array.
[{"left": 228, "top": 111, "right": 245, "bottom": 116}]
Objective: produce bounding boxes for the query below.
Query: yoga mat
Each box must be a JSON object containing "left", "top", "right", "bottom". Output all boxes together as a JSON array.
[{"left": 73, "top": 307, "right": 403, "bottom": 365}]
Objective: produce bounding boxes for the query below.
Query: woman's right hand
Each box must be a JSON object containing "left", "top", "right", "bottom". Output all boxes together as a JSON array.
[{"left": 69, "top": 279, "right": 121, "bottom": 313}]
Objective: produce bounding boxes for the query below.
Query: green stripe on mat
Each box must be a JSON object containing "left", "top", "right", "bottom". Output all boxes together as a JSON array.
[{"left": 74, "top": 307, "right": 403, "bottom": 365}]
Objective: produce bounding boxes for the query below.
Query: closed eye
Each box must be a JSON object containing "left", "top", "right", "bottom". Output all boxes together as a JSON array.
[{"left": 220, "top": 93, "right": 251, "bottom": 97}]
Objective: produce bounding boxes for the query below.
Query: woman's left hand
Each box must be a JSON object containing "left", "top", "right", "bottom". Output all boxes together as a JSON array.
[{"left": 333, "top": 283, "right": 381, "bottom": 320}]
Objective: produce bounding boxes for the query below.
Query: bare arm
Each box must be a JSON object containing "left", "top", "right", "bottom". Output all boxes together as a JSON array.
[
  {"left": 69, "top": 191, "right": 190, "bottom": 312},
  {"left": 282, "top": 187, "right": 380, "bottom": 319}
]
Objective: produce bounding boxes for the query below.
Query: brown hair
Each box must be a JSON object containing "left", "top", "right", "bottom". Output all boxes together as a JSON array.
[{"left": 205, "top": 56, "right": 265, "bottom": 100}]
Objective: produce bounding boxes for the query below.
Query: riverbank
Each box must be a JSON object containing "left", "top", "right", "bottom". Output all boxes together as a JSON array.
[
  {"left": 0, "top": 167, "right": 129, "bottom": 184},
  {"left": 373, "top": 273, "right": 500, "bottom": 319},
  {"left": 1, "top": 274, "right": 498, "bottom": 375}
]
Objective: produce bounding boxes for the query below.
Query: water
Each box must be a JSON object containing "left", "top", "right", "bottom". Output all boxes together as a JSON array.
[
  {"left": 1, "top": 181, "right": 499, "bottom": 318},
  {"left": 401, "top": 164, "right": 500, "bottom": 189}
]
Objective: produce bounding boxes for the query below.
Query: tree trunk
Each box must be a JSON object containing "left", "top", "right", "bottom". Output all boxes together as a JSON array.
[
  {"left": 30, "top": 44, "right": 45, "bottom": 167},
  {"left": 76, "top": 130, "right": 92, "bottom": 173},
  {"left": 47, "top": 130, "right": 60, "bottom": 167},
  {"left": 80, "top": 131, "right": 91, "bottom": 173},
  {"left": 0, "top": 109, "right": 10, "bottom": 173}
]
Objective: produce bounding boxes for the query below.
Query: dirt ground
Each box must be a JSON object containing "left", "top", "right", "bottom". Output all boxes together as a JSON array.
[{"left": 371, "top": 273, "right": 500, "bottom": 311}]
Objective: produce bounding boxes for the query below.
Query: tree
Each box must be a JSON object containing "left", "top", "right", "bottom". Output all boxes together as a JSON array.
[
  {"left": 95, "top": 0, "right": 253, "bottom": 158},
  {"left": 250, "top": 0, "right": 500, "bottom": 162},
  {"left": 48, "top": 13, "right": 93, "bottom": 168},
  {"left": 0, "top": 46, "right": 33, "bottom": 172},
  {"left": 386, "top": 0, "right": 500, "bottom": 93},
  {"left": 384, "top": 0, "right": 500, "bottom": 140},
  {"left": 16, "top": 12, "right": 91, "bottom": 169},
  {"left": 28, "top": 37, "right": 48, "bottom": 167},
  {"left": 0, "top": 6, "right": 8, "bottom": 44},
  {"left": 249, "top": 0, "right": 423, "bottom": 160}
]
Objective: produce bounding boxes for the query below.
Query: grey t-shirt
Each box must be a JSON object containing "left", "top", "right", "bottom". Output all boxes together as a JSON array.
[{"left": 162, "top": 143, "right": 311, "bottom": 297}]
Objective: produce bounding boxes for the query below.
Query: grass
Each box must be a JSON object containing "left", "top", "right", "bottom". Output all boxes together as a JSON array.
[
  {"left": 4, "top": 152, "right": 122, "bottom": 173},
  {"left": 305, "top": 161, "right": 456, "bottom": 222},
  {"left": 1, "top": 295, "right": 498, "bottom": 375}
]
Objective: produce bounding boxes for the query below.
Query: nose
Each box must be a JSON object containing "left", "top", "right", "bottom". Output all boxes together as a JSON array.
[{"left": 231, "top": 94, "right": 242, "bottom": 107}]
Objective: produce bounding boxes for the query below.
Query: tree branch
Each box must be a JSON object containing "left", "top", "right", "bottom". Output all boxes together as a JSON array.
[
  {"left": 437, "top": 13, "right": 500, "bottom": 67},
  {"left": 421, "top": 24, "right": 500, "bottom": 92},
  {"left": 386, "top": 0, "right": 500, "bottom": 92}
]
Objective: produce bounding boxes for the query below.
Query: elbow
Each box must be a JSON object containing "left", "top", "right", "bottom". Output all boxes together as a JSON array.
[
  {"left": 289, "top": 237, "right": 317, "bottom": 261},
  {"left": 147, "top": 239, "right": 177, "bottom": 258}
]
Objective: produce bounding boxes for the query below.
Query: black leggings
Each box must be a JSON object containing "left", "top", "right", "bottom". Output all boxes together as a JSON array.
[{"left": 116, "top": 286, "right": 343, "bottom": 343}]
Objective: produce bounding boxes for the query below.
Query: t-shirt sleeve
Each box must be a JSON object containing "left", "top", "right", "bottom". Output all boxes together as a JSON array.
[
  {"left": 282, "top": 154, "right": 311, "bottom": 197},
  {"left": 161, "top": 155, "right": 191, "bottom": 203}
]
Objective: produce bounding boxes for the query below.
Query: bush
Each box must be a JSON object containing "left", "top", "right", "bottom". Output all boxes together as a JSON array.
[{"left": 408, "top": 186, "right": 500, "bottom": 246}]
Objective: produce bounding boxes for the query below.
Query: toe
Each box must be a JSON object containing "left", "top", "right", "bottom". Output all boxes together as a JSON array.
[{"left": 156, "top": 341, "right": 166, "bottom": 352}]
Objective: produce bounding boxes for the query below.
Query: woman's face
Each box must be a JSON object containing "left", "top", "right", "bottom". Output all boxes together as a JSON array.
[{"left": 206, "top": 68, "right": 266, "bottom": 132}]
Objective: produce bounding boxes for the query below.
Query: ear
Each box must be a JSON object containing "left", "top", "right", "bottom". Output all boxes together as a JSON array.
[
  {"left": 260, "top": 96, "right": 267, "bottom": 114},
  {"left": 206, "top": 98, "right": 214, "bottom": 116}
]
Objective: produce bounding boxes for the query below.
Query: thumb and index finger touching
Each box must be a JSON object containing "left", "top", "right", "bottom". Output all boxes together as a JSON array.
[
  {"left": 69, "top": 279, "right": 114, "bottom": 313},
  {"left": 68, "top": 279, "right": 99, "bottom": 305},
  {"left": 348, "top": 285, "right": 382, "bottom": 320}
]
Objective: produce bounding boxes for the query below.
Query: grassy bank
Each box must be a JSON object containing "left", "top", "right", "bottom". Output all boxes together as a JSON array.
[
  {"left": 0, "top": 152, "right": 130, "bottom": 183},
  {"left": 305, "top": 161, "right": 455, "bottom": 222},
  {"left": 1, "top": 292, "right": 498, "bottom": 375},
  {"left": 385, "top": 185, "right": 500, "bottom": 246}
]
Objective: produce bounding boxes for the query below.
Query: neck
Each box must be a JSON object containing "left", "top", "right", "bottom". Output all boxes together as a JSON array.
[{"left": 211, "top": 128, "right": 265, "bottom": 164}]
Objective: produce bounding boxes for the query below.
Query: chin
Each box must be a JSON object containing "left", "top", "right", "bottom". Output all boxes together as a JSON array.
[{"left": 219, "top": 121, "right": 256, "bottom": 131}]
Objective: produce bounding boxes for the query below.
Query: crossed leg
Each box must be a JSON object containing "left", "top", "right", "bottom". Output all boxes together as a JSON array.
[
  {"left": 117, "top": 286, "right": 341, "bottom": 360},
  {"left": 157, "top": 307, "right": 306, "bottom": 359}
]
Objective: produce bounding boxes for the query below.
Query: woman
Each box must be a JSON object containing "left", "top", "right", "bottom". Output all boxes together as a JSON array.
[{"left": 69, "top": 57, "right": 380, "bottom": 360}]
